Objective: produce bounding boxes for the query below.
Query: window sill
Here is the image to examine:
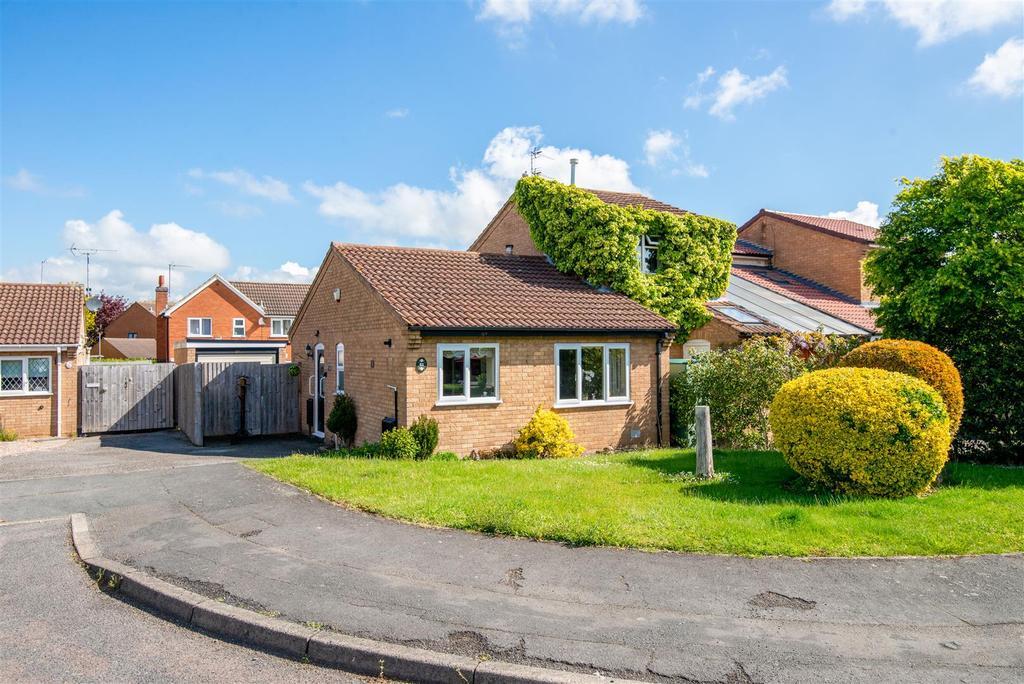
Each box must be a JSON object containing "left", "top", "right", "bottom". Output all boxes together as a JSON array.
[
  {"left": 270, "top": 335, "right": 289, "bottom": 338},
  {"left": 434, "top": 398, "right": 502, "bottom": 408},
  {"left": 0, "top": 392, "right": 53, "bottom": 398},
  {"left": 553, "top": 399, "right": 633, "bottom": 409}
]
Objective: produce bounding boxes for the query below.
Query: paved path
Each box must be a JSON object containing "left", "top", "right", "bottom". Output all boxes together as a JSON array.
[
  {"left": 0, "top": 517, "right": 365, "bottom": 683},
  {"left": 2, "top": 432, "right": 1022, "bottom": 683}
]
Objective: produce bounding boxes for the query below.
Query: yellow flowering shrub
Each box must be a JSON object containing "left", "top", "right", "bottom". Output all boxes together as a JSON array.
[
  {"left": 840, "top": 339, "right": 964, "bottom": 436},
  {"left": 770, "top": 367, "right": 951, "bottom": 498},
  {"left": 513, "top": 408, "right": 585, "bottom": 459}
]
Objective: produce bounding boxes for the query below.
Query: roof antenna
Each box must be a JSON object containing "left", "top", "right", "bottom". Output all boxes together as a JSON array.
[
  {"left": 528, "top": 147, "right": 544, "bottom": 176},
  {"left": 168, "top": 263, "right": 192, "bottom": 297},
  {"left": 69, "top": 244, "right": 118, "bottom": 295},
  {"left": 570, "top": 158, "right": 578, "bottom": 186}
]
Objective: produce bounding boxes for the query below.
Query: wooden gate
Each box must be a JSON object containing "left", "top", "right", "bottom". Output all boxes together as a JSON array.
[{"left": 79, "top": 363, "right": 176, "bottom": 433}]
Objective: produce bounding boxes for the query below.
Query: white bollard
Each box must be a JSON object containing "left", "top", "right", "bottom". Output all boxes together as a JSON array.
[{"left": 695, "top": 405, "right": 714, "bottom": 478}]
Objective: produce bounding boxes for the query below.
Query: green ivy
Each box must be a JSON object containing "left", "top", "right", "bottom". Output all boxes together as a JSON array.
[{"left": 513, "top": 176, "right": 736, "bottom": 331}]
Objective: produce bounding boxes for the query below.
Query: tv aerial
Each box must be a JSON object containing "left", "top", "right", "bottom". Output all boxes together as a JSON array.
[{"left": 69, "top": 244, "right": 117, "bottom": 294}]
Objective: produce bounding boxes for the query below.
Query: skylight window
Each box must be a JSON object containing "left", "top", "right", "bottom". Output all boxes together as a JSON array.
[{"left": 718, "top": 307, "right": 761, "bottom": 324}]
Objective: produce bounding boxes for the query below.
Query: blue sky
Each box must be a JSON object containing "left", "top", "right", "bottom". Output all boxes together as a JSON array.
[{"left": 2, "top": 0, "right": 1022, "bottom": 299}]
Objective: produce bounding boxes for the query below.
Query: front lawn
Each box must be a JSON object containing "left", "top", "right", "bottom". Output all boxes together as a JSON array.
[{"left": 248, "top": 450, "right": 1024, "bottom": 557}]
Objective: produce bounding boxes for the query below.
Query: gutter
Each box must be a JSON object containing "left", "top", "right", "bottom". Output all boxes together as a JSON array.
[{"left": 409, "top": 326, "right": 677, "bottom": 337}]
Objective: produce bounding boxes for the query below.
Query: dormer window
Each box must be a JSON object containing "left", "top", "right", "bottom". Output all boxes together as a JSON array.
[{"left": 638, "top": 235, "right": 659, "bottom": 274}]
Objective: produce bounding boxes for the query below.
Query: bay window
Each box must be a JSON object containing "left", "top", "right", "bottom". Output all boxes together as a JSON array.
[
  {"left": 437, "top": 343, "right": 499, "bottom": 404},
  {"left": 0, "top": 357, "right": 51, "bottom": 395},
  {"left": 554, "top": 343, "right": 630, "bottom": 406}
]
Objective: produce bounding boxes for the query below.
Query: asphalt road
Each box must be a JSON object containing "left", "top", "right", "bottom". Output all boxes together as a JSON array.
[
  {"left": 0, "top": 517, "right": 365, "bottom": 683},
  {"left": 2, "top": 431, "right": 1023, "bottom": 683}
]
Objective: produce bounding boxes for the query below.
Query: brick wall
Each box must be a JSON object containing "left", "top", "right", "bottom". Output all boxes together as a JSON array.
[
  {"left": 0, "top": 349, "right": 80, "bottom": 438},
  {"left": 739, "top": 216, "right": 875, "bottom": 302},
  {"left": 468, "top": 200, "right": 543, "bottom": 256},
  {"left": 673, "top": 318, "right": 741, "bottom": 357},
  {"left": 157, "top": 280, "right": 293, "bottom": 362},
  {"left": 105, "top": 302, "right": 157, "bottom": 339},
  {"left": 405, "top": 334, "right": 671, "bottom": 455}
]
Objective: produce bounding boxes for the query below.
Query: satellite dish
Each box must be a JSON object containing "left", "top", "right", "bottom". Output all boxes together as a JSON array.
[{"left": 85, "top": 296, "right": 102, "bottom": 313}]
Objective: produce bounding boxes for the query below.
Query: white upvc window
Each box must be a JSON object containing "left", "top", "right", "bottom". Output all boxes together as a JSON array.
[
  {"left": 232, "top": 318, "right": 246, "bottom": 337},
  {"left": 335, "top": 342, "right": 345, "bottom": 395},
  {"left": 271, "top": 318, "right": 293, "bottom": 337},
  {"left": 554, "top": 343, "right": 630, "bottom": 407},
  {"left": 638, "top": 235, "right": 659, "bottom": 274},
  {"left": 436, "top": 343, "right": 500, "bottom": 404},
  {"left": 0, "top": 356, "right": 51, "bottom": 395},
  {"left": 188, "top": 317, "right": 212, "bottom": 337}
]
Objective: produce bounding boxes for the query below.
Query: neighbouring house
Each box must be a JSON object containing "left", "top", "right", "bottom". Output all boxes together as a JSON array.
[
  {"left": 103, "top": 298, "right": 157, "bottom": 339},
  {"left": 470, "top": 188, "right": 879, "bottom": 359},
  {"left": 156, "top": 275, "right": 308, "bottom": 364},
  {"left": 0, "top": 282, "right": 87, "bottom": 437},
  {"left": 291, "top": 243, "right": 676, "bottom": 455},
  {"left": 94, "top": 337, "right": 157, "bottom": 360}
]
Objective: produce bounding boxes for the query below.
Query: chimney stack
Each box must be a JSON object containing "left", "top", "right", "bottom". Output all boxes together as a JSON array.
[
  {"left": 155, "top": 274, "right": 168, "bottom": 314},
  {"left": 569, "top": 158, "right": 578, "bottom": 186}
]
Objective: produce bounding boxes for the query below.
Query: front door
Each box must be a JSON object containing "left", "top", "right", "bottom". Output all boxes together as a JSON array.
[{"left": 313, "top": 345, "right": 326, "bottom": 436}]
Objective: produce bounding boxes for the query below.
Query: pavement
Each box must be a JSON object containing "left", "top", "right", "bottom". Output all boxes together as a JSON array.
[{"left": 2, "top": 431, "right": 1023, "bottom": 683}]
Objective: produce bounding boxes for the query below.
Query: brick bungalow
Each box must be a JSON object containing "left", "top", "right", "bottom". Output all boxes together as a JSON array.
[
  {"left": 471, "top": 188, "right": 878, "bottom": 359},
  {"left": 0, "top": 283, "right": 87, "bottom": 438},
  {"left": 156, "top": 275, "right": 308, "bottom": 364},
  {"left": 291, "top": 243, "right": 676, "bottom": 455},
  {"left": 95, "top": 297, "right": 159, "bottom": 359}
]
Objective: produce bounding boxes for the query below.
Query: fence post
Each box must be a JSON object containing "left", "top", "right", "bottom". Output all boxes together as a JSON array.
[
  {"left": 695, "top": 405, "right": 714, "bottom": 478},
  {"left": 193, "top": 362, "right": 204, "bottom": 447}
]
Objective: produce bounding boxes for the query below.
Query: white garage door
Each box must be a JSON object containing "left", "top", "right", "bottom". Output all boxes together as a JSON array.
[{"left": 196, "top": 351, "right": 278, "bottom": 364}]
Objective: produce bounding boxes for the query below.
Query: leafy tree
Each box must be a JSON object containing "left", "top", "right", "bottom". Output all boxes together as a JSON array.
[
  {"left": 865, "top": 155, "right": 1024, "bottom": 462},
  {"left": 85, "top": 293, "right": 128, "bottom": 347}
]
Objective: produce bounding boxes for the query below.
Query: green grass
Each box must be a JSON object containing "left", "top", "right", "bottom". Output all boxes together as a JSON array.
[{"left": 247, "top": 450, "right": 1024, "bottom": 557}]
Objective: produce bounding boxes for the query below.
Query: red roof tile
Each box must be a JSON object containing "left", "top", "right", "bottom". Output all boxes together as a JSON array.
[
  {"left": 96, "top": 337, "right": 157, "bottom": 359},
  {"left": 333, "top": 243, "right": 676, "bottom": 333},
  {"left": 229, "top": 281, "right": 310, "bottom": 317},
  {"left": 731, "top": 266, "right": 878, "bottom": 332},
  {"left": 584, "top": 188, "right": 690, "bottom": 216},
  {"left": 733, "top": 238, "right": 772, "bottom": 256},
  {"left": 0, "top": 282, "right": 84, "bottom": 345},
  {"left": 740, "top": 209, "right": 878, "bottom": 243}
]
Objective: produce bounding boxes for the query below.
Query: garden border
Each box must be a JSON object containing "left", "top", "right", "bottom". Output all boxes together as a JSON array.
[{"left": 70, "top": 513, "right": 638, "bottom": 684}]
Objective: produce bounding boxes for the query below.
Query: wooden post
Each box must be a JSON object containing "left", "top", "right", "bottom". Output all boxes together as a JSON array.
[
  {"left": 193, "top": 362, "right": 204, "bottom": 447},
  {"left": 695, "top": 405, "right": 714, "bottom": 478}
]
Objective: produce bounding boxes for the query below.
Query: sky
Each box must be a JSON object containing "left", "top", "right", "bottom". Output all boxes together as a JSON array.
[{"left": 2, "top": 0, "right": 1022, "bottom": 300}]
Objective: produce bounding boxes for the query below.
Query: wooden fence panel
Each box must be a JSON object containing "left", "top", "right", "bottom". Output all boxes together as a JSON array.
[
  {"left": 78, "top": 363, "right": 175, "bottom": 434},
  {"left": 196, "top": 362, "right": 298, "bottom": 439},
  {"left": 259, "top": 364, "right": 300, "bottom": 435},
  {"left": 174, "top": 364, "right": 203, "bottom": 446}
]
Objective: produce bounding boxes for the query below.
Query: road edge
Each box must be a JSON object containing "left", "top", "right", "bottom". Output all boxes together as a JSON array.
[{"left": 70, "top": 513, "right": 638, "bottom": 684}]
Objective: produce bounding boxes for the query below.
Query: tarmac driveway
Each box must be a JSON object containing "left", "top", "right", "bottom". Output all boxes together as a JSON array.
[{"left": 2, "top": 431, "right": 1022, "bottom": 683}]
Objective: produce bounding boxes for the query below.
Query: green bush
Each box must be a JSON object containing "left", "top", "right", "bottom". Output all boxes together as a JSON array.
[
  {"left": 430, "top": 451, "right": 459, "bottom": 461},
  {"left": 770, "top": 367, "right": 951, "bottom": 498},
  {"left": 409, "top": 415, "right": 439, "bottom": 459},
  {"left": 326, "top": 394, "right": 357, "bottom": 447},
  {"left": 0, "top": 427, "right": 16, "bottom": 442},
  {"left": 669, "top": 337, "right": 806, "bottom": 449},
  {"left": 378, "top": 427, "right": 419, "bottom": 460},
  {"left": 514, "top": 176, "right": 735, "bottom": 331},
  {"left": 840, "top": 339, "right": 964, "bottom": 436},
  {"left": 512, "top": 408, "right": 584, "bottom": 459}
]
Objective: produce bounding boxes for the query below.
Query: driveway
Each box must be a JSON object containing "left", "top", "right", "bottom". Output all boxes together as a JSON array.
[{"left": 2, "top": 431, "right": 1022, "bottom": 683}]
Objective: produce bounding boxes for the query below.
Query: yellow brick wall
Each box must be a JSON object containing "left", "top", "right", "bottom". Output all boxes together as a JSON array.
[
  {"left": 674, "top": 318, "right": 741, "bottom": 357},
  {"left": 0, "top": 349, "right": 80, "bottom": 438}
]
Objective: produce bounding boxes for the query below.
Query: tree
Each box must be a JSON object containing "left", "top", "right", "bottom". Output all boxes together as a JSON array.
[
  {"left": 85, "top": 293, "right": 129, "bottom": 347},
  {"left": 865, "top": 155, "right": 1024, "bottom": 462}
]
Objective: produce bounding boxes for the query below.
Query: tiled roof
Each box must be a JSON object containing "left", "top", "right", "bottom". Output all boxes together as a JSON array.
[
  {"left": 731, "top": 266, "right": 878, "bottom": 332},
  {"left": 706, "top": 301, "right": 782, "bottom": 335},
  {"left": 584, "top": 189, "right": 689, "bottom": 216},
  {"left": 733, "top": 238, "right": 772, "bottom": 256},
  {"left": 333, "top": 243, "right": 676, "bottom": 332},
  {"left": 97, "top": 337, "right": 157, "bottom": 359},
  {"left": 0, "top": 282, "right": 84, "bottom": 345},
  {"left": 136, "top": 300, "right": 156, "bottom": 315},
  {"left": 741, "top": 209, "right": 878, "bottom": 243},
  {"left": 229, "top": 281, "right": 310, "bottom": 317}
]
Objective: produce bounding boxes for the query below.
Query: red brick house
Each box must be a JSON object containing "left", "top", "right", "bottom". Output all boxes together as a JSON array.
[
  {"left": 0, "top": 283, "right": 87, "bottom": 438},
  {"left": 155, "top": 275, "right": 308, "bottom": 363},
  {"left": 291, "top": 243, "right": 676, "bottom": 455},
  {"left": 471, "top": 188, "right": 879, "bottom": 358}
]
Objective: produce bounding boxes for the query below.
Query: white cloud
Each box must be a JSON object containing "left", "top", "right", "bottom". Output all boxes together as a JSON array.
[
  {"left": 304, "top": 125, "right": 638, "bottom": 247},
  {"left": 828, "top": 0, "right": 1021, "bottom": 46},
  {"left": 232, "top": 261, "right": 317, "bottom": 283},
  {"left": 385, "top": 108, "right": 410, "bottom": 119},
  {"left": 3, "top": 168, "right": 86, "bottom": 198},
  {"left": 643, "top": 129, "right": 709, "bottom": 178},
  {"left": 685, "top": 66, "right": 788, "bottom": 121},
  {"left": 968, "top": 37, "right": 1024, "bottom": 97},
  {"left": 3, "top": 210, "right": 233, "bottom": 299},
  {"left": 187, "top": 168, "right": 293, "bottom": 202},
  {"left": 828, "top": 200, "right": 881, "bottom": 227},
  {"left": 477, "top": 0, "right": 644, "bottom": 24}
]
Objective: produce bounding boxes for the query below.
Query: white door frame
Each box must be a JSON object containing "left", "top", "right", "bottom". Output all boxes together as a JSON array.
[{"left": 312, "top": 342, "right": 325, "bottom": 438}]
